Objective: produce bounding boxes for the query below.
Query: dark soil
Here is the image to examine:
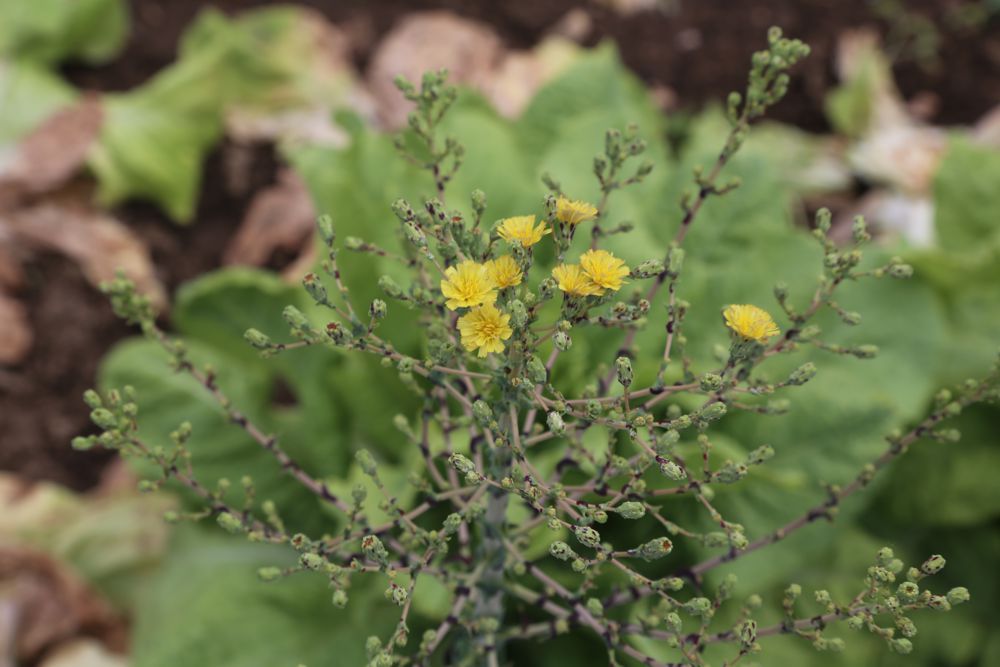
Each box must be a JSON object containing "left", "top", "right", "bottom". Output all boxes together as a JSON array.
[
  {"left": 0, "top": 143, "right": 278, "bottom": 491},
  {"left": 4, "top": 0, "right": 996, "bottom": 490}
]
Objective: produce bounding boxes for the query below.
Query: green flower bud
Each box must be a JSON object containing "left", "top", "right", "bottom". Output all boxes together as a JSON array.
[
  {"left": 666, "top": 245, "right": 685, "bottom": 277},
  {"left": 89, "top": 408, "right": 117, "bottom": 430},
  {"left": 332, "top": 589, "right": 348, "bottom": 608},
  {"left": 635, "top": 537, "right": 673, "bottom": 562},
  {"left": 682, "top": 597, "right": 713, "bottom": 618},
  {"left": 216, "top": 512, "right": 243, "bottom": 534},
  {"left": 369, "top": 299, "right": 387, "bottom": 320},
  {"left": 574, "top": 525, "right": 602, "bottom": 550},
  {"left": 244, "top": 328, "right": 272, "bottom": 350},
  {"left": 549, "top": 541, "right": 576, "bottom": 561},
  {"left": 509, "top": 299, "right": 528, "bottom": 329},
  {"left": 83, "top": 389, "right": 103, "bottom": 409},
  {"left": 888, "top": 263, "right": 913, "bottom": 279},
  {"left": 282, "top": 305, "right": 311, "bottom": 331},
  {"left": 616, "top": 502, "right": 646, "bottom": 520},
  {"left": 355, "top": 449, "right": 378, "bottom": 476},
  {"left": 316, "top": 214, "right": 336, "bottom": 245},
  {"left": 738, "top": 620, "right": 757, "bottom": 647},
  {"left": 699, "top": 373, "right": 723, "bottom": 392},
  {"left": 526, "top": 356, "right": 547, "bottom": 385},
  {"left": 547, "top": 411, "right": 566, "bottom": 436},
  {"left": 378, "top": 275, "right": 403, "bottom": 298},
  {"left": 787, "top": 362, "right": 817, "bottom": 386},
  {"left": 847, "top": 615, "right": 865, "bottom": 630},
  {"left": 449, "top": 453, "right": 476, "bottom": 476},
  {"left": 470, "top": 189, "right": 487, "bottom": 215},
  {"left": 300, "top": 553, "right": 324, "bottom": 571},
  {"left": 586, "top": 598, "right": 604, "bottom": 617},
  {"left": 361, "top": 534, "right": 389, "bottom": 563},
  {"left": 386, "top": 583, "right": 407, "bottom": 606},
  {"left": 71, "top": 436, "right": 95, "bottom": 451},
  {"left": 714, "top": 461, "right": 748, "bottom": 484},
  {"left": 615, "top": 356, "right": 633, "bottom": 387},
  {"left": 699, "top": 401, "right": 728, "bottom": 422},
  {"left": 665, "top": 612, "right": 682, "bottom": 633},
  {"left": 632, "top": 259, "right": 665, "bottom": 279},
  {"left": 747, "top": 444, "right": 774, "bottom": 465},
  {"left": 258, "top": 566, "right": 283, "bottom": 582},
  {"left": 897, "top": 581, "right": 919, "bottom": 602},
  {"left": 659, "top": 459, "right": 687, "bottom": 481},
  {"left": 472, "top": 400, "right": 493, "bottom": 426},
  {"left": 553, "top": 331, "right": 572, "bottom": 351},
  {"left": 921, "top": 554, "right": 946, "bottom": 575},
  {"left": 946, "top": 587, "right": 970, "bottom": 605},
  {"left": 890, "top": 638, "right": 913, "bottom": 655},
  {"left": 302, "top": 273, "right": 328, "bottom": 305}
]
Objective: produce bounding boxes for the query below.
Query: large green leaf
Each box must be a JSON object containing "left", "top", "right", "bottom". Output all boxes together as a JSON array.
[
  {"left": 131, "top": 526, "right": 396, "bottom": 667},
  {"left": 100, "top": 268, "right": 419, "bottom": 535}
]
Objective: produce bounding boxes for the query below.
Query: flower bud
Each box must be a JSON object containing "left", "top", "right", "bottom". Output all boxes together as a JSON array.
[
  {"left": 616, "top": 502, "right": 646, "bottom": 520},
  {"left": 699, "top": 373, "right": 723, "bottom": 392},
  {"left": 946, "top": 587, "right": 970, "bottom": 605},
  {"left": 470, "top": 189, "right": 487, "bottom": 215},
  {"left": 635, "top": 537, "right": 673, "bottom": 562},
  {"left": 738, "top": 620, "right": 757, "bottom": 647},
  {"left": 890, "top": 638, "right": 913, "bottom": 655},
  {"left": 747, "top": 444, "right": 774, "bottom": 465},
  {"left": 632, "top": 259, "right": 664, "bottom": 279},
  {"left": 316, "top": 214, "right": 335, "bottom": 245},
  {"left": 332, "top": 589, "right": 348, "bottom": 608},
  {"left": 244, "top": 328, "right": 272, "bottom": 350},
  {"left": 921, "top": 554, "right": 946, "bottom": 575},
  {"left": 549, "top": 541, "right": 575, "bottom": 561},
  {"left": 369, "top": 299, "right": 387, "bottom": 320},
  {"left": 449, "top": 453, "right": 476, "bottom": 476},
  {"left": 217, "top": 512, "right": 243, "bottom": 534},
  {"left": 355, "top": 449, "right": 378, "bottom": 476},
  {"left": 553, "top": 331, "right": 572, "bottom": 351},
  {"left": 615, "top": 356, "right": 633, "bottom": 387},
  {"left": 547, "top": 411, "right": 566, "bottom": 436},
  {"left": 787, "top": 362, "right": 816, "bottom": 386},
  {"left": 258, "top": 566, "right": 283, "bottom": 582},
  {"left": 659, "top": 459, "right": 686, "bottom": 481},
  {"left": 574, "top": 525, "right": 602, "bottom": 550},
  {"left": 473, "top": 400, "right": 493, "bottom": 426},
  {"left": 300, "top": 552, "right": 324, "bottom": 571}
]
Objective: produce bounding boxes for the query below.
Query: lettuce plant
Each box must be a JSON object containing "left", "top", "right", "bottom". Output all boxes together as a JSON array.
[{"left": 77, "top": 29, "right": 999, "bottom": 667}]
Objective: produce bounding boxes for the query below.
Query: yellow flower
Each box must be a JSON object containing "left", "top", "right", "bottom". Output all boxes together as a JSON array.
[
  {"left": 458, "top": 303, "right": 513, "bottom": 357},
  {"left": 497, "top": 215, "right": 549, "bottom": 247},
  {"left": 579, "top": 249, "right": 629, "bottom": 294},
  {"left": 440, "top": 260, "right": 496, "bottom": 310},
  {"left": 485, "top": 255, "right": 523, "bottom": 289},
  {"left": 551, "top": 264, "right": 601, "bottom": 297},
  {"left": 723, "top": 304, "right": 780, "bottom": 342},
  {"left": 555, "top": 196, "right": 598, "bottom": 225}
]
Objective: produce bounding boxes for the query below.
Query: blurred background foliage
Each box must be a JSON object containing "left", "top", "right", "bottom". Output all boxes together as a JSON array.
[{"left": 1, "top": 2, "right": 998, "bottom": 666}]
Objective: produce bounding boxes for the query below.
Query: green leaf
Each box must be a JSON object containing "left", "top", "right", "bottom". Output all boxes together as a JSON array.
[
  {"left": 0, "top": 0, "right": 128, "bottom": 65},
  {"left": 101, "top": 268, "right": 418, "bottom": 535},
  {"left": 933, "top": 137, "right": 1000, "bottom": 252},
  {"left": 131, "top": 525, "right": 395, "bottom": 667},
  {"left": 0, "top": 59, "right": 76, "bottom": 145}
]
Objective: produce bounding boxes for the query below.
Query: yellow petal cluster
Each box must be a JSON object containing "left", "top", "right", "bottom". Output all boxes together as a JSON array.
[
  {"left": 440, "top": 260, "right": 496, "bottom": 310},
  {"left": 497, "top": 215, "right": 549, "bottom": 247},
  {"left": 458, "top": 303, "right": 513, "bottom": 357},
  {"left": 579, "top": 249, "right": 629, "bottom": 294},
  {"left": 555, "top": 196, "right": 598, "bottom": 225},
  {"left": 723, "top": 304, "right": 780, "bottom": 342},
  {"left": 485, "top": 255, "right": 523, "bottom": 289},
  {"left": 551, "top": 264, "right": 601, "bottom": 297}
]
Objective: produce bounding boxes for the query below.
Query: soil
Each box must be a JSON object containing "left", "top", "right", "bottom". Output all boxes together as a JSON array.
[{"left": 4, "top": 0, "right": 997, "bottom": 490}]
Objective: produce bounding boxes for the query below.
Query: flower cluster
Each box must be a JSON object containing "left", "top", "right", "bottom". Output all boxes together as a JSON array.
[{"left": 79, "top": 32, "right": 1000, "bottom": 667}]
